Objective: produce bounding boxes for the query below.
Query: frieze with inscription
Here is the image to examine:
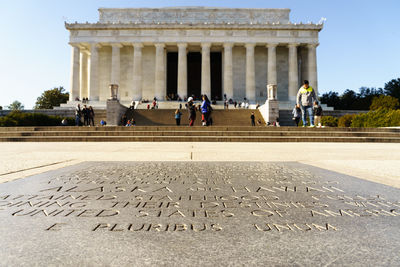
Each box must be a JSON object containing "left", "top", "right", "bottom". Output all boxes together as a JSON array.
[{"left": 98, "top": 8, "right": 290, "bottom": 25}]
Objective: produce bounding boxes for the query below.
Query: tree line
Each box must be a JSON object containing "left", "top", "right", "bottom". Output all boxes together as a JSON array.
[
  {"left": 320, "top": 78, "right": 400, "bottom": 110},
  {"left": 2, "top": 87, "right": 69, "bottom": 111},
  {"left": 2, "top": 78, "right": 400, "bottom": 111}
]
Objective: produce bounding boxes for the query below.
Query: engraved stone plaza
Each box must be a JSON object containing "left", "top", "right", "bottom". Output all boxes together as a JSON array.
[
  {"left": 65, "top": 7, "right": 321, "bottom": 107},
  {"left": 2, "top": 5, "right": 400, "bottom": 266},
  {"left": 1, "top": 161, "right": 400, "bottom": 265}
]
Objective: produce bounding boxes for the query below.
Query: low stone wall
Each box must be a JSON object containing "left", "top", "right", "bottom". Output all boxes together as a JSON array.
[{"left": 0, "top": 109, "right": 74, "bottom": 117}]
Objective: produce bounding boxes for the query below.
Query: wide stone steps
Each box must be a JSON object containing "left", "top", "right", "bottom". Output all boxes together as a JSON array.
[
  {"left": 1, "top": 130, "right": 400, "bottom": 138},
  {"left": 88, "top": 110, "right": 107, "bottom": 126},
  {"left": 125, "top": 109, "right": 266, "bottom": 126},
  {"left": 2, "top": 136, "right": 400, "bottom": 142},
  {"left": 279, "top": 110, "right": 296, "bottom": 126},
  {"left": 0, "top": 126, "right": 399, "bottom": 142}
]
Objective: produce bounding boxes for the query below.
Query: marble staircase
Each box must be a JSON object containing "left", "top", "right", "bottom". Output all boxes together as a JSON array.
[{"left": 0, "top": 126, "right": 399, "bottom": 142}]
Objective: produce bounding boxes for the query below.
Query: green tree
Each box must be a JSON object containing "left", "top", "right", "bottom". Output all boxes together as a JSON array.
[
  {"left": 384, "top": 78, "right": 400, "bottom": 100},
  {"left": 320, "top": 91, "right": 340, "bottom": 109},
  {"left": 352, "top": 87, "right": 383, "bottom": 110},
  {"left": 7, "top": 100, "right": 24, "bottom": 111},
  {"left": 34, "top": 86, "right": 69, "bottom": 109},
  {"left": 370, "top": 95, "right": 400, "bottom": 111},
  {"left": 339, "top": 89, "right": 358, "bottom": 110}
]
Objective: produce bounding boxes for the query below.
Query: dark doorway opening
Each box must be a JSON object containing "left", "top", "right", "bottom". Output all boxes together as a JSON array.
[
  {"left": 166, "top": 52, "right": 178, "bottom": 100},
  {"left": 210, "top": 52, "right": 222, "bottom": 101},
  {"left": 187, "top": 52, "right": 201, "bottom": 100}
]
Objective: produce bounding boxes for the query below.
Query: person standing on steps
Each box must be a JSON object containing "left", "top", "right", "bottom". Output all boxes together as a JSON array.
[
  {"left": 313, "top": 101, "right": 323, "bottom": 127},
  {"left": 75, "top": 104, "right": 81, "bottom": 126},
  {"left": 292, "top": 104, "right": 301, "bottom": 127},
  {"left": 88, "top": 106, "right": 95, "bottom": 126},
  {"left": 121, "top": 114, "right": 128, "bottom": 126},
  {"left": 201, "top": 94, "right": 212, "bottom": 126},
  {"left": 129, "top": 100, "right": 135, "bottom": 110},
  {"left": 187, "top": 97, "right": 196, "bottom": 126},
  {"left": 82, "top": 105, "right": 89, "bottom": 126},
  {"left": 175, "top": 109, "right": 182, "bottom": 126},
  {"left": 250, "top": 112, "right": 256, "bottom": 126},
  {"left": 296, "top": 80, "right": 317, "bottom": 127}
]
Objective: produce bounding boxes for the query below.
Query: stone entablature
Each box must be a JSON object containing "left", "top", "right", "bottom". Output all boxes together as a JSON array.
[
  {"left": 98, "top": 7, "right": 290, "bottom": 24},
  {"left": 65, "top": 7, "right": 323, "bottom": 105},
  {"left": 66, "top": 24, "right": 322, "bottom": 45}
]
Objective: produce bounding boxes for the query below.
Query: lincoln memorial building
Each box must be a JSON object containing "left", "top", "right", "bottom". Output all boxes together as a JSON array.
[{"left": 65, "top": 7, "right": 323, "bottom": 107}]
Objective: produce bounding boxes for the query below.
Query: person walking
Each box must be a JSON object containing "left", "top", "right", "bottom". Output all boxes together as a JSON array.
[
  {"left": 187, "top": 97, "right": 196, "bottom": 126},
  {"left": 250, "top": 112, "right": 256, "bottom": 126},
  {"left": 88, "top": 106, "right": 95, "bottom": 126},
  {"left": 292, "top": 104, "right": 301, "bottom": 127},
  {"left": 296, "top": 80, "right": 317, "bottom": 127},
  {"left": 201, "top": 95, "right": 211, "bottom": 126},
  {"left": 313, "top": 101, "right": 323, "bottom": 127},
  {"left": 175, "top": 109, "right": 182, "bottom": 126}
]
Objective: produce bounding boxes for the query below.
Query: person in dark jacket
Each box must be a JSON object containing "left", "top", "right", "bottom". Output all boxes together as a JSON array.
[
  {"left": 187, "top": 97, "right": 196, "bottom": 126},
  {"left": 75, "top": 104, "right": 81, "bottom": 126},
  {"left": 313, "top": 101, "right": 323, "bottom": 127},
  {"left": 121, "top": 114, "right": 128, "bottom": 126},
  {"left": 88, "top": 106, "right": 95, "bottom": 126},
  {"left": 82, "top": 105, "right": 89, "bottom": 126},
  {"left": 250, "top": 112, "right": 255, "bottom": 126}
]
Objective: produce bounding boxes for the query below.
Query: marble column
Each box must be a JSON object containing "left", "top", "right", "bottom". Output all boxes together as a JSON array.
[
  {"left": 69, "top": 45, "right": 80, "bottom": 101},
  {"left": 307, "top": 43, "right": 319, "bottom": 97},
  {"left": 79, "top": 50, "right": 89, "bottom": 99},
  {"left": 223, "top": 43, "right": 233, "bottom": 100},
  {"left": 177, "top": 43, "right": 188, "bottom": 99},
  {"left": 154, "top": 43, "right": 166, "bottom": 100},
  {"left": 132, "top": 43, "right": 143, "bottom": 100},
  {"left": 245, "top": 43, "right": 256, "bottom": 102},
  {"left": 201, "top": 43, "right": 211, "bottom": 98},
  {"left": 267, "top": 43, "right": 278, "bottom": 86},
  {"left": 111, "top": 43, "right": 122, "bottom": 85},
  {"left": 288, "top": 43, "right": 299, "bottom": 102},
  {"left": 88, "top": 43, "right": 100, "bottom": 101}
]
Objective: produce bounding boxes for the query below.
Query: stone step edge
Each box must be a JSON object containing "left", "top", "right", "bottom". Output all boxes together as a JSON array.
[
  {"left": 1, "top": 132, "right": 399, "bottom": 137},
  {"left": 1, "top": 130, "right": 399, "bottom": 134},
  {"left": 1, "top": 136, "right": 400, "bottom": 143},
  {"left": 1, "top": 127, "right": 400, "bottom": 132}
]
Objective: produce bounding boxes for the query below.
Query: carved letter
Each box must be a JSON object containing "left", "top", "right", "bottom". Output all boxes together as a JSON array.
[{"left": 92, "top": 223, "right": 111, "bottom": 231}]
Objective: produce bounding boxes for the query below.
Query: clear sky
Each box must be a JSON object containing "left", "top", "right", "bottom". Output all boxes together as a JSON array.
[{"left": 0, "top": 0, "right": 399, "bottom": 109}]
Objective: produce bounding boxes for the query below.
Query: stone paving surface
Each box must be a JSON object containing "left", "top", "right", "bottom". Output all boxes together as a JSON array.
[
  {"left": 0, "top": 161, "right": 399, "bottom": 266},
  {"left": 1, "top": 142, "right": 400, "bottom": 188}
]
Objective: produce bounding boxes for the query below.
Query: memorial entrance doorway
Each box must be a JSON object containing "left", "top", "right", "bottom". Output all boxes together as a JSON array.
[
  {"left": 187, "top": 52, "right": 202, "bottom": 99},
  {"left": 166, "top": 52, "right": 178, "bottom": 99},
  {"left": 168, "top": 51, "right": 222, "bottom": 101}
]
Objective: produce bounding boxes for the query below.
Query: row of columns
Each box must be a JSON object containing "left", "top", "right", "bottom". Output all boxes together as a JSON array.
[{"left": 70, "top": 42, "right": 319, "bottom": 102}]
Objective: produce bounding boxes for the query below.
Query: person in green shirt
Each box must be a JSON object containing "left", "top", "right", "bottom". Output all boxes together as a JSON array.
[{"left": 296, "top": 80, "right": 317, "bottom": 127}]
